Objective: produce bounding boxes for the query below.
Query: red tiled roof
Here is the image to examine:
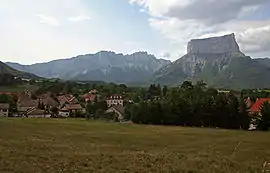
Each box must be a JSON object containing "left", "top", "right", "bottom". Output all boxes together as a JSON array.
[
  {"left": 0, "top": 92, "right": 16, "bottom": 95},
  {"left": 58, "top": 95, "right": 78, "bottom": 105},
  {"left": 66, "top": 104, "right": 83, "bottom": 110},
  {"left": 249, "top": 98, "right": 270, "bottom": 113},
  {"left": 83, "top": 93, "right": 96, "bottom": 101},
  {"left": 89, "top": 89, "right": 98, "bottom": 94}
]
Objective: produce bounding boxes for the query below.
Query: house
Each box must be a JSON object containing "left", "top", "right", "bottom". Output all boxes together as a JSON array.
[
  {"left": 105, "top": 105, "right": 125, "bottom": 121},
  {"left": 27, "top": 109, "right": 51, "bottom": 118},
  {"left": 249, "top": 98, "right": 270, "bottom": 114},
  {"left": 59, "top": 104, "right": 83, "bottom": 117},
  {"left": 0, "top": 92, "right": 17, "bottom": 97},
  {"left": 82, "top": 89, "right": 99, "bottom": 103},
  {"left": 82, "top": 93, "right": 97, "bottom": 103},
  {"left": 66, "top": 104, "right": 83, "bottom": 113},
  {"left": 38, "top": 94, "right": 60, "bottom": 110},
  {"left": 106, "top": 95, "right": 124, "bottom": 107},
  {"left": 59, "top": 106, "right": 70, "bottom": 117},
  {"left": 218, "top": 90, "right": 230, "bottom": 94},
  {"left": 89, "top": 89, "right": 98, "bottom": 94},
  {"left": 245, "top": 97, "right": 252, "bottom": 109},
  {"left": 0, "top": 103, "right": 9, "bottom": 117},
  {"left": 57, "top": 95, "right": 78, "bottom": 106},
  {"left": 17, "top": 96, "right": 39, "bottom": 117},
  {"left": 248, "top": 98, "right": 270, "bottom": 130}
]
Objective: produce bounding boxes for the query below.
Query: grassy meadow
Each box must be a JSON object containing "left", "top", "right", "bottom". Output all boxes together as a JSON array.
[
  {"left": 0, "top": 118, "right": 270, "bottom": 173},
  {"left": 0, "top": 84, "right": 38, "bottom": 93}
]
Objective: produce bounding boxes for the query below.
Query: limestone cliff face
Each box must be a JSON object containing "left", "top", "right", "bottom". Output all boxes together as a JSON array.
[
  {"left": 152, "top": 33, "right": 251, "bottom": 87},
  {"left": 175, "top": 33, "right": 243, "bottom": 78},
  {"left": 187, "top": 33, "right": 240, "bottom": 54}
]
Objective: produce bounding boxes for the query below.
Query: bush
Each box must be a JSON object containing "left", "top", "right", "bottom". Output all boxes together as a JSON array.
[
  {"left": 75, "top": 111, "right": 86, "bottom": 118},
  {"left": 258, "top": 102, "right": 270, "bottom": 131}
]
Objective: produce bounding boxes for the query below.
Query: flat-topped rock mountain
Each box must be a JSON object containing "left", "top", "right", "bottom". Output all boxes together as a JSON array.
[
  {"left": 7, "top": 51, "right": 170, "bottom": 84},
  {"left": 187, "top": 33, "right": 240, "bottom": 54},
  {"left": 153, "top": 33, "right": 270, "bottom": 89}
]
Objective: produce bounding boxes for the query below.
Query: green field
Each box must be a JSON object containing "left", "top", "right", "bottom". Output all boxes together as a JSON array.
[
  {"left": 0, "top": 84, "right": 38, "bottom": 93},
  {"left": 0, "top": 118, "right": 270, "bottom": 173}
]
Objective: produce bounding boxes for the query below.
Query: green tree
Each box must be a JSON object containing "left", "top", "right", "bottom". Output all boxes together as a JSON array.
[
  {"left": 239, "top": 97, "right": 250, "bottom": 130},
  {"left": 124, "top": 103, "right": 133, "bottom": 120},
  {"left": 258, "top": 102, "right": 270, "bottom": 131},
  {"left": 0, "top": 94, "right": 9, "bottom": 103},
  {"left": 86, "top": 102, "right": 95, "bottom": 119},
  {"left": 181, "top": 81, "right": 194, "bottom": 90},
  {"left": 119, "top": 84, "right": 128, "bottom": 93},
  {"left": 162, "top": 86, "right": 168, "bottom": 97},
  {"left": 195, "top": 80, "right": 207, "bottom": 90},
  {"left": 227, "top": 93, "right": 240, "bottom": 129}
]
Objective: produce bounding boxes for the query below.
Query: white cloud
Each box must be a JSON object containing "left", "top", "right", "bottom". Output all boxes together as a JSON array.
[
  {"left": 68, "top": 15, "right": 91, "bottom": 22},
  {"left": 38, "top": 14, "right": 61, "bottom": 26},
  {"left": 0, "top": 0, "right": 98, "bottom": 64},
  {"left": 131, "top": 0, "right": 270, "bottom": 59},
  {"left": 237, "top": 24, "right": 270, "bottom": 55}
]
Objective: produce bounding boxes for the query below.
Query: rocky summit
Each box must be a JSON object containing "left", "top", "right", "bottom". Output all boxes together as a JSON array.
[
  {"left": 153, "top": 33, "right": 270, "bottom": 89},
  {"left": 187, "top": 33, "right": 240, "bottom": 54}
]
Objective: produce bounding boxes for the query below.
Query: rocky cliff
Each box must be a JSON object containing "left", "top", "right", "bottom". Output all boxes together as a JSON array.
[
  {"left": 153, "top": 33, "right": 270, "bottom": 89},
  {"left": 187, "top": 33, "right": 240, "bottom": 54}
]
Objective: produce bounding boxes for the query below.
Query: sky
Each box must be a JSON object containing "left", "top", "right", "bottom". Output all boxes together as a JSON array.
[{"left": 1, "top": 0, "right": 270, "bottom": 64}]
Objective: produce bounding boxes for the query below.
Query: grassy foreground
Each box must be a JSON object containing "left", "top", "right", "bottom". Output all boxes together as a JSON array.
[{"left": 0, "top": 118, "right": 270, "bottom": 173}]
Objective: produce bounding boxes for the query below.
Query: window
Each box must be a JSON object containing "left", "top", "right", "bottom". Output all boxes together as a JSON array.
[{"left": 2, "top": 109, "right": 7, "bottom": 112}]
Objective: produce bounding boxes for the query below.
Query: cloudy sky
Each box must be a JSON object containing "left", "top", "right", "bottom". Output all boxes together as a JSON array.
[{"left": 1, "top": 0, "right": 270, "bottom": 64}]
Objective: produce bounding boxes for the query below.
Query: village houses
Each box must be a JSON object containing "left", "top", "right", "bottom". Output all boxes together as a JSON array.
[
  {"left": 249, "top": 98, "right": 270, "bottom": 115},
  {"left": 82, "top": 89, "right": 99, "bottom": 103},
  {"left": 104, "top": 95, "right": 126, "bottom": 121},
  {"left": 0, "top": 103, "right": 9, "bottom": 117},
  {"left": 58, "top": 94, "right": 84, "bottom": 117},
  {"left": 106, "top": 95, "right": 124, "bottom": 107}
]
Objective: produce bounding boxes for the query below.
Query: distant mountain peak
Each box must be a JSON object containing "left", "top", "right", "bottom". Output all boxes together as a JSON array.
[
  {"left": 187, "top": 33, "right": 240, "bottom": 54},
  {"left": 153, "top": 34, "right": 270, "bottom": 89}
]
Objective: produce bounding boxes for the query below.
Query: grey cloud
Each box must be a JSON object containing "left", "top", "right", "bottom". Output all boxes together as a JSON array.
[
  {"left": 237, "top": 25, "right": 270, "bottom": 53},
  {"left": 167, "top": 0, "right": 269, "bottom": 24}
]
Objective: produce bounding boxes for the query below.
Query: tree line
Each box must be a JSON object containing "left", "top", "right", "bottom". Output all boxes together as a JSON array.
[{"left": 126, "top": 81, "right": 252, "bottom": 130}]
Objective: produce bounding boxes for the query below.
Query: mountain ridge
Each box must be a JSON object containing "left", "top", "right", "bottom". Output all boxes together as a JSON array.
[
  {"left": 0, "top": 61, "right": 41, "bottom": 79},
  {"left": 6, "top": 51, "right": 170, "bottom": 84}
]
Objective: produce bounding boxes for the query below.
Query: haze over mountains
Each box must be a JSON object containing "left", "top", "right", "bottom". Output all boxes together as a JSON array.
[{"left": 5, "top": 33, "right": 270, "bottom": 89}]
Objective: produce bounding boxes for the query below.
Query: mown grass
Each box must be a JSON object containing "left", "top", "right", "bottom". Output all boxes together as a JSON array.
[{"left": 0, "top": 118, "right": 270, "bottom": 173}]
